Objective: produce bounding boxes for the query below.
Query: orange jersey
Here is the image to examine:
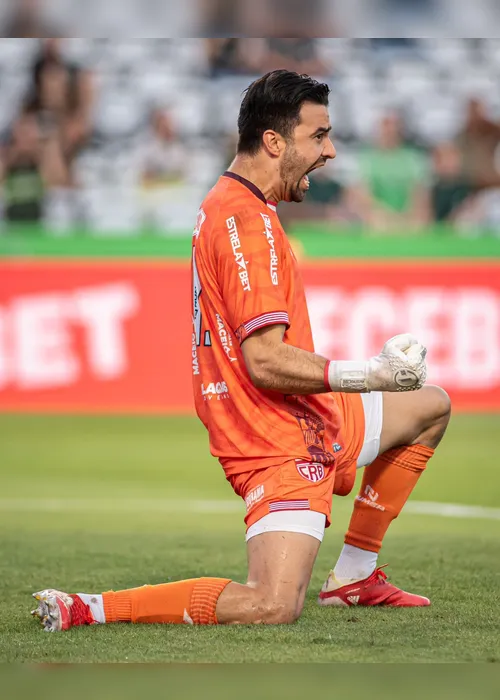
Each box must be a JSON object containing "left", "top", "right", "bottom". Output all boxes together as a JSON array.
[{"left": 191, "top": 172, "right": 344, "bottom": 475}]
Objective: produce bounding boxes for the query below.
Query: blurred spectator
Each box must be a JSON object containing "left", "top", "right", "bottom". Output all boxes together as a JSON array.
[
  {"left": 246, "top": 0, "right": 337, "bottom": 37},
  {"left": 368, "top": 38, "right": 419, "bottom": 52},
  {"left": 139, "top": 109, "right": 187, "bottom": 188},
  {"left": 1, "top": 0, "right": 59, "bottom": 38},
  {"left": 207, "top": 37, "right": 329, "bottom": 80},
  {"left": 457, "top": 187, "right": 500, "bottom": 234},
  {"left": 430, "top": 142, "right": 474, "bottom": 223},
  {"left": 138, "top": 108, "right": 190, "bottom": 231},
  {"left": 0, "top": 110, "right": 67, "bottom": 223},
  {"left": 198, "top": 0, "right": 337, "bottom": 37},
  {"left": 260, "top": 39, "right": 329, "bottom": 76},
  {"left": 457, "top": 98, "right": 500, "bottom": 190},
  {"left": 198, "top": 0, "right": 242, "bottom": 36},
  {"left": 206, "top": 39, "right": 262, "bottom": 77},
  {"left": 24, "top": 39, "right": 94, "bottom": 185},
  {"left": 357, "top": 112, "right": 430, "bottom": 231}
]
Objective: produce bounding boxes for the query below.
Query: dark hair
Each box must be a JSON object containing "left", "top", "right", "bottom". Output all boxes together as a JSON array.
[{"left": 237, "top": 70, "right": 330, "bottom": 155}]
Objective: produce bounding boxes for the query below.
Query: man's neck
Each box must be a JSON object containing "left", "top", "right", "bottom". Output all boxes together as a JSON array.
[{"left": 227, "top": 155, "right": 281, "bottom": 203}]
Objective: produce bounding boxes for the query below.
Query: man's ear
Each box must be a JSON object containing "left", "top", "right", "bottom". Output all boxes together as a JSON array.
[{"left": 262, "top": 130, "right": 284, "bottom": 158}]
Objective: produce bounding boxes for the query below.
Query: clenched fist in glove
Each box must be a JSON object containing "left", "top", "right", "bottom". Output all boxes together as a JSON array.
[{"left": 326, "top": 333, "right": 427, "bottom": 393}]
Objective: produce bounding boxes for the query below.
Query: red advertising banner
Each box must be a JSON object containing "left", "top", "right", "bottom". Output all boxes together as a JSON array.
[
  {"left": 303, "top": 261, "right": 500, "bottom": 412},
  {"left": 0, "top": 261, "right": 192, "bottom": 413},
  {"left": 1, "top": 260, "right": 499, "bottom": 413}
]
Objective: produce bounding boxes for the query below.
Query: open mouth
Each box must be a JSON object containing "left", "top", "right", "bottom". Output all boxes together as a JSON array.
[
  {"left": 301, "top": 174, "right": 310, "bottom": 190},
  {"left": 300, "top": 161, "right": 325, "bottom": 190}
]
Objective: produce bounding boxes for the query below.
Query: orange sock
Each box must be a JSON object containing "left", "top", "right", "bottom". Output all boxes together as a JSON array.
[
  {"left": 102, "top": 577, "right": 231, "bottom": 625},
  {"left": 345, "top": 444, "right": 434, "bottom": 553}
]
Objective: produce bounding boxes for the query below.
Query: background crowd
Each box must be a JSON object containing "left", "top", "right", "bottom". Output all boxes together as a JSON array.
[{"left": 2, "top": 34, "right": 500, "bottom": 235}]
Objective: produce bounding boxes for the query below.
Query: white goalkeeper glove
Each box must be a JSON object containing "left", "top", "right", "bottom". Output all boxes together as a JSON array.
[{"left": 326, "top": 333, "right": 427, "bottom": 393}]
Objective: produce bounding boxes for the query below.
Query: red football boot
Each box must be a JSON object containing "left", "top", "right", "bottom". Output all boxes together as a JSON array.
[
  {"left": 318, "top": 566, "right": 430, "bottom": 607},
  {"left": 31, "top": 589, "right": 96, "bottom": 631}
]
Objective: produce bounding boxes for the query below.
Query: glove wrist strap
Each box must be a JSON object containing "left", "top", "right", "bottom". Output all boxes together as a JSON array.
[{"left": 326, "top": 360, "right": 369, "bottom": 393}]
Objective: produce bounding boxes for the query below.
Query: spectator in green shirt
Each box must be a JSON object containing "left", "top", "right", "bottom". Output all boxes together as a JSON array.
[
  {"left": 357, "top": 112, "right": 430, "bottom": 233},
  {"left": 0, "top": 110, "right": 67, "bottom": 224}
]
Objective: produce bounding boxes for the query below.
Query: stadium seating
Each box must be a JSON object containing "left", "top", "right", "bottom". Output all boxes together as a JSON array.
[{"left": 1, "top": 38, "right": 500, "bottom": 231}]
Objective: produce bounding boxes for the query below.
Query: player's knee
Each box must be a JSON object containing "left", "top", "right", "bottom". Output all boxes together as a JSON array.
[
  {"left": 258, "top": 595, "right": 301, "bottom": 625},
  {"left": 427, "top": 385, "right": 451, "bottom": 425},
  {"left": 417, "top": 385, "right": 451, "bottom": 447}
]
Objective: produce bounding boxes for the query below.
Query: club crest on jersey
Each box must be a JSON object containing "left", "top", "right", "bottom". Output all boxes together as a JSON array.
[{"left": 296, "top": 460, "right": 325, "bottom": 483}]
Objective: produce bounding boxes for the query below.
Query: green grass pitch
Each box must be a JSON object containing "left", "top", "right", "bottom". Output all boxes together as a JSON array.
[{"left": 0, "top": 413, "right": 499, "bottom": 663}]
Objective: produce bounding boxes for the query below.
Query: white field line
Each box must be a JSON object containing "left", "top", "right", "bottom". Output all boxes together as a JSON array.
[
  {"left": 0, "top": 499, "right": 242, "bottom": 513},
  {"left": 0, "top": 498, "right": 499, "bottom": 521},
  {"left": 405, "top": 501, "right": 500, "bottom": 520}
]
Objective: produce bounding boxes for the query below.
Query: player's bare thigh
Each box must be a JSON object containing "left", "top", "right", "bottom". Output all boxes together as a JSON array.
[
  {"left": 379, "top": 385, "right": 451, "bottom": 453},
  {"left": 215, "top": 530, "right": 321, "bottom": 624}
]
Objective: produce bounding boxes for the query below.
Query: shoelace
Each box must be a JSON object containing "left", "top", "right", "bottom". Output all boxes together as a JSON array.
[
  {"left": 69, "top": 595, "right": 94, "bottom": 626},
  {"left": 365, "top": 565, "right": 389, "bottom": 586}
]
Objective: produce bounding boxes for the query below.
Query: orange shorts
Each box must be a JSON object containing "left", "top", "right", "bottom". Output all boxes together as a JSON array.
[{"left": 226, "top": 392, "right": 365, "bottom": 530}]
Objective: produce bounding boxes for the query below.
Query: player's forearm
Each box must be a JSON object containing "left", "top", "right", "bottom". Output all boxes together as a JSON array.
[
  {"left": 247, "top": 341, "right": 370, "bottom": 395},
  {"left": 248, "top": 336, "right": 427, "bottom": 396},
  {"left": 248, "top": 341, "right": 329, "bottom": 395}
]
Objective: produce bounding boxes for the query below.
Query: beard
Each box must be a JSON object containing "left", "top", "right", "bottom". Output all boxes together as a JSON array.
[{"left": 279, "top": 145, "right": 323, "bottom": 203}]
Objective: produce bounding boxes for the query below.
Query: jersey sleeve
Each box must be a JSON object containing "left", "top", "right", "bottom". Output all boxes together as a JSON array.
[{"left": 213, "top": 208, "right": 290, "bottom": 344}]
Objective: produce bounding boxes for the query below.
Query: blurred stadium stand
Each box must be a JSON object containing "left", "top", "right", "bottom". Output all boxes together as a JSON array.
[{"left": 1, "top": 37, "right": 500, "bottom": 234}]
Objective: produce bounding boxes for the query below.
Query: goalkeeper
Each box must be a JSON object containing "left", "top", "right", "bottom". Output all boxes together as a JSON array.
[{"left": 32, "top": 71, "right": 450, "bottom": 631}]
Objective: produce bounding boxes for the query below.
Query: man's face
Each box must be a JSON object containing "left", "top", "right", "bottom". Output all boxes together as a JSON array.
[
  {"left": 40, "top": 65, "right": 70, "bottom": 111},
  {"left": 13, "top": 114, "right": 40, "bottom": 153},
  {"left": 379, "top": 114, "right": 401, "bottom": 149},
  {"left": 279, "top": 102, "right": 336, "bottom": 203}
]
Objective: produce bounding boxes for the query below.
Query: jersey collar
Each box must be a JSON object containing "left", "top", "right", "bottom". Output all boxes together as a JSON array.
[{"left": 222, "top": 171, "right": 266, "bottom": 205}]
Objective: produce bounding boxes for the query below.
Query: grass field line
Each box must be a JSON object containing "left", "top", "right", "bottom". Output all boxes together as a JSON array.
[{"left": 0, "top": 498, "right": 499, "bottom": 520}]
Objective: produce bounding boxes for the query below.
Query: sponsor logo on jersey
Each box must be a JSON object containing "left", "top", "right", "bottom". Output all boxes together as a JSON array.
[
  {"left": 191, "top": 332, "right": 200, "bottom": 375},
  {"left": 226, "top": 216, "right": 251, "bottom": 292},
  {"left": 215, "top": 313, "right": 237, "bottom": 363},
  {"left": 193, "top": 208, "right": 206, "bottom": 238},
  {"left": 261, "top": 213, "right": 279, "bottom": 286},
  {"left": 296, "top": 460, "right": 325, "bottom": 483},
  {"left": 201, "top": 381, "right": 230, "bottom": 400},
  {"left": 245, "top": 484, "right": 265, "bottom": 511}
]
